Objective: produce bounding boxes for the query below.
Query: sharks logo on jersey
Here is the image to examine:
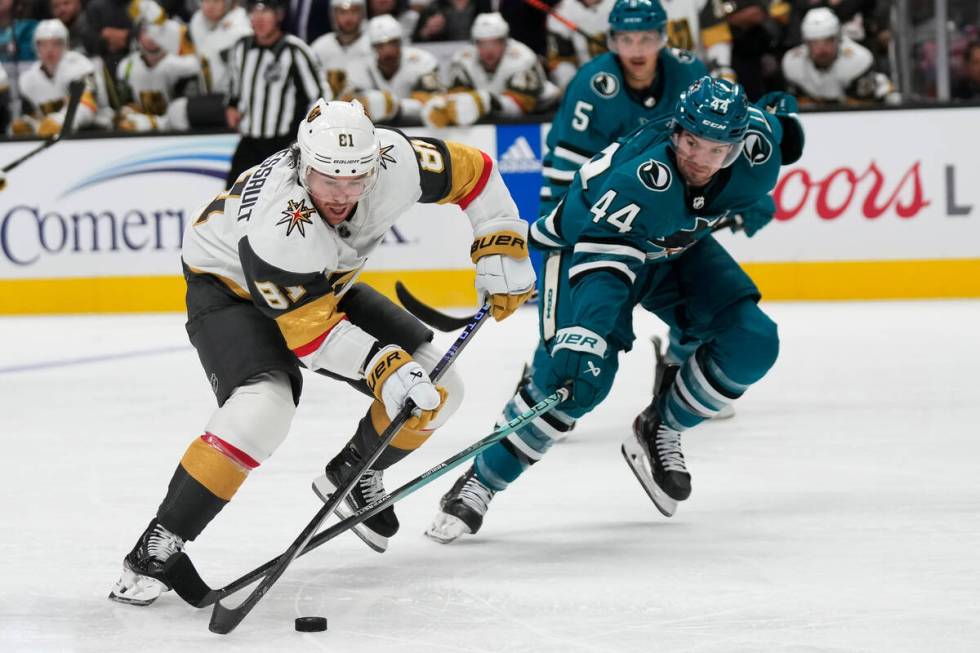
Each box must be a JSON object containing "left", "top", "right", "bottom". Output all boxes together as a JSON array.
[
  {"left": 591, "top": 71, "right": 619, "bottom": 98},
  {"left": 636, "top": 159, "right": 672, "bottom": 191},
  {"left": 743, "top": 129, "right": 773, "bottom": 167}
]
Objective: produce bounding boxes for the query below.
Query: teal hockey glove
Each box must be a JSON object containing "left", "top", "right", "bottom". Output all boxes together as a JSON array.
[
  {"left": 548, "top": 327, "right": 608, "bottom": 412},
  {"left": 734, "top": 194, "right": 776, "bottom": 237}
]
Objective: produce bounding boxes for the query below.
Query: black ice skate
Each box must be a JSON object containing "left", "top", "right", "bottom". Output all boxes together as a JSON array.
[
  {"left": 108, "top": 519, "right": 185, "bottom": 606},
  {"left": 312, "top": 445, "right": 397, "bottom": 553},
  {"left": 621, "top": 399, "right": 692, "bottom": 518},
  {"left": 425, "top": 466, "right": 496, "bottom": 544}
]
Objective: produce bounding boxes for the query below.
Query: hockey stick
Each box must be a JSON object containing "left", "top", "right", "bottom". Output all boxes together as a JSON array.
[
  {"left": 397, "top": 218, "right": 742, "bottom": 333},
  {"left": 201, "top": 303, "right": 491, "bottom": 634},
  {"left": 166, "top": 383, "right": 570, "bottom": 609},
  {"left": 0, "top": 78, "right": 85, "bottom": 192},
  {"left": 520, "top": 0, "right": 608, "bottom": 50}
]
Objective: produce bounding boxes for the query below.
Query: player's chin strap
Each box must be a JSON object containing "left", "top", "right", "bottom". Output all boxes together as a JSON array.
[
  {"left": 180, "top": 303, "right": 493, "bottom": 634},
  {"left": 394, "top": 217, "right": 742, "bottom": 333}
]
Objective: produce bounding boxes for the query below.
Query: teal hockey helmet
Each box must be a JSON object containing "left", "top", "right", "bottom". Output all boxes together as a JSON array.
[
  {"left": 608, "top": 0, "right": 667, "bottom": 34},
  {"left": 671, "top": 76, "right": 750, "bottom": 167}
]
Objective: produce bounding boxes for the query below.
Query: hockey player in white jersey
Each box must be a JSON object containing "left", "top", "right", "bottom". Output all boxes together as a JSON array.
[
  {"left": 115, "top": 20, "right": 204, "bottom": 132},
  {"left": 188, "top": 0, "right": 252, "bottom": 95},
  {"left": 310, "top": 0, "right": 371, "bottom": 98},
  {"left": 781, "top": 7, "right": 896, "bottom": 106},
  {"left": 422, "top": 12, "right": 559, "bottom": 129},
  {"left": 108, "top": 99, "right": 535, "bottom": 606},
  {"left": 546, "top": 0, "right": 616, "bottom": 90},
  {"left": 11, "top": 19, "right": 104, "bottom": 136},
  {"left": 342, "top": 14, "right": 443, "bottom": 123},
  {"left": 661, "top": 0, "right": 734, "bottom": 81}
]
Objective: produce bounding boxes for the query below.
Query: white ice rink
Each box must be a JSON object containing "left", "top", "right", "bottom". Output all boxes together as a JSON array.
[{"left": 1, "top": 301, "right": 979, "bottom": 652}]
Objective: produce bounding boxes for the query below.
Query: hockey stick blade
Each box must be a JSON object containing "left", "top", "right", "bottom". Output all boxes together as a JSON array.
[
  {"left": 168, "top": 383, "right": 570, "bottom": 608},
  {"left": 394, "top": 281, "right": 477, "bottom": 332},
  {"left": 205, "top": 304, "right": 491, "bottom": 634}
]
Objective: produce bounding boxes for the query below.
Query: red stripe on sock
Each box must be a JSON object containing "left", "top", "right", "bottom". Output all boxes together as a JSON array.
[
  {"left": 458, "top": 152, "right": 494, "bottom": 210},
  {"left": 292, "top": 317, "right": 347, "bottom": 358},
  {"left": 200, "top": 433, "right": 260, "bottom": 470}
]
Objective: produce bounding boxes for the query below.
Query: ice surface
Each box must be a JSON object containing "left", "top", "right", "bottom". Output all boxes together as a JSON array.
[{"left": 1, "top": 301, "right": 978, "bottom": 652}]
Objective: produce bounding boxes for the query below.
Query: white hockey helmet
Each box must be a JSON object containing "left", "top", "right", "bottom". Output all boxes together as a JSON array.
[
  {"left": 368, "top": 15, "right": 403, "bottom": 45},
  {"left": 34, "top": 19, "right": 69, "bottom": 46},
  {"left": 471, "top": 12, "right": 509, "bottom": 41},
  {"left": 801, "top": 7, "right": 840, "bottom": 41},
  {"left": 296, "top": 99, "right": 382, "bottom": 201},
  {"left": 333, "top": 0, "right": 366, "bottom": 8}
]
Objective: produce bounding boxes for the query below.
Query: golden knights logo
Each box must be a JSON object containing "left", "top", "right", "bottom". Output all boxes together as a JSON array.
[
  {"left": 590, "top": 72, "right": 619, "bottom": 98},
  {"left": 378, "top": 144, "right": 396, "bottom": 170},
  {"left": 306, "top": 104, "right": 322, "bottom": 123},
  {"left": 278, "top": 199, "right": 316, "bottom": 237}
]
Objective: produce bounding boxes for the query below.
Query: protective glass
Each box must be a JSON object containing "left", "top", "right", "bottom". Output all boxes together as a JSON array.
[
  {"left": 303, "top": 167, "right": 378, "bottom": 204},
  {"left": 671, "top": 129, "right": 744, "bottom": 169}
]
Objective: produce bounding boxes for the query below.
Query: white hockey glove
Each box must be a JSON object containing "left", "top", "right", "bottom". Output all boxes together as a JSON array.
[
  {"left": 471, "top": 223, "right": 536, "bottom": 321},
  {"left": 365, "top": 345, "right": 447, "bottom": 431},
  {"left": 421, "top": 90, "right": 490, "bottom": 128},
  {"left": 347, "top": 89, "right": 399, "bottom": 122}
]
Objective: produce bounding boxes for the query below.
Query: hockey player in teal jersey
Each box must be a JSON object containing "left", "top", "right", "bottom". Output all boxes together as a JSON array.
[
  {"left": 540, "top": 0, "right": 707, "bottom": 218},
  {"left": 427, "top": 77, "right": 805, "bottom": 541}
]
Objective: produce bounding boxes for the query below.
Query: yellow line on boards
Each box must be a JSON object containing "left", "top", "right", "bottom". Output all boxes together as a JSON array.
[{"left": 1, "top": 260, "right": 979, "bottom": 314}]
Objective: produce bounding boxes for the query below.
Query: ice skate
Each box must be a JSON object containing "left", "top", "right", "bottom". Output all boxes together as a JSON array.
[
  {"left": 313, "top": 445, "right": 397, "bottom": 553},
  {"left": 621, "top": 401, "right": 692, "bottom": 518},
  {"left": 425, "top": 466, "right": 496, "bottom": 544},
  {"left": 108, "top": 519, "right": 185, "bottom": 606}
]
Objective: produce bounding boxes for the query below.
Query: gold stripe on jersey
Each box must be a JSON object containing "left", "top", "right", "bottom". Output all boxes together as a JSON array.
[
  {"left": 503, "top": 89, "right": 536, "bottom": 114},
  {"left": 193, "top": 174, "right": 249, "bottom": 227},
  {"left": 701, "top": 21, "right": 733, "bottom": 49},
  {"left": 80, "top": 89, "right": 97, "bottom": 113},
  {"left": 180, "top": 437, "right": 249, "bottom": 501},
  {"left": 186, "top": 266, "right": 251, "bottom": 299},
  {"left": 436, "top": 141, "right": 490, "bottom": 206},
  {"left": 369, "top": 400, "right": 433, "bottom": 451},
  {"left": 274, "top": 292, "right": 346, "bottom": 351}
]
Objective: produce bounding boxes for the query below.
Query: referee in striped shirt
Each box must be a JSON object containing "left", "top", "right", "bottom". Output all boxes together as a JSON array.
[{"left": 225, "top": 0, "right": 329, "bottom": 186}]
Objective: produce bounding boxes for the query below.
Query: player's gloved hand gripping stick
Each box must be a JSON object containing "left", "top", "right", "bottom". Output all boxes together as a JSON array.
[{"left": 164, "top": 304, "right": 491, "bottom": 633}]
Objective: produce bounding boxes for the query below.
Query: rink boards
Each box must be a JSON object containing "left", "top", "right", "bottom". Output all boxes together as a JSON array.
[{"left": 0, "top": 107, "right": 978, "bottom": 313}]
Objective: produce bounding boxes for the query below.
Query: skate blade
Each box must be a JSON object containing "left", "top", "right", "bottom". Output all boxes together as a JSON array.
[
  {"left": 620, "top": 443, "right": 678, "bottom": 518},
  {"left": 424, "top": 512, "right": 471, "bottom": 544},
  {"left": 312, "top": 476, "right": 389, "bottom": 553},
  {"left": 107, "top": 568, "right": 166, "bottom": 607}
]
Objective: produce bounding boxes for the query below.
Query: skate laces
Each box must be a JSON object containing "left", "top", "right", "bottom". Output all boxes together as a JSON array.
[
  {"left": 358, "top": 469, "right": 386, "bottom": 504},
  {"left": 145, "top": 524, "right": 184, "bottom": 562},
  {"left": 458, "top": 472, "right": 495, "bottom": 514},
  {"left": 655, "top": 425, "right": 688, "bottom": 474}
]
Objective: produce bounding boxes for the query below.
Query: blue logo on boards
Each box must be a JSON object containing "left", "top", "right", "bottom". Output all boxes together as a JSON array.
[{"left": 496, "top": 124, "right": 544, "bottom": 274}]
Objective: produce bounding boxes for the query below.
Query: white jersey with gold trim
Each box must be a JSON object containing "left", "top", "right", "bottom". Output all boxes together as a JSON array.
[
  {"left": 17, "top": 51, "right": 99, "bottom": 128},
  {"left": 781, "top": 37, "right": 889, "bottom": 104},
  {"left": 311, "top": 31, "right": 372, "bottom": 97},
  {"left": 182, "top": 127, "right": 522, "bottom": 379},
  {"left": 117, "top": 52, "right": 202, "bottom": 116},
  {"left": 660, "top": 0, "right": 732, "bottom": 71},
  {"left": 345, "top": 46, "right": 442, "bottom": 121},
  {"left": 546, "top": 0, "right": 615, "bottom": 88},
  {"left": 448, "top": 38, "right": 559, "bottom": 116},
  {"left": 188, "top": 7, "right": 252, "bottom": 94}
]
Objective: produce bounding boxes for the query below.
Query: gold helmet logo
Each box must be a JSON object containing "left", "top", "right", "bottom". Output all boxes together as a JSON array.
[{"left": 306, "top": 104, "right": 322, "bottom": 123}]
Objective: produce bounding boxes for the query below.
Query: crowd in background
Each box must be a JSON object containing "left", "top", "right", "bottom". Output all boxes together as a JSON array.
[{"left": 0, "top": 0, "right": 978, "bottom": 138}]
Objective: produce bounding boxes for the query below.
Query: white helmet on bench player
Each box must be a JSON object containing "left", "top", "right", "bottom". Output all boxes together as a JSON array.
[{"left": 296, "top": 99, "right": 382, "bottom": 202}]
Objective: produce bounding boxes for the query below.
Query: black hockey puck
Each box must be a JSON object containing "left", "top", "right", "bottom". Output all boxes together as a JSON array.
[{"left": 295, "top": 616, "right": 327, "bottom": 632}]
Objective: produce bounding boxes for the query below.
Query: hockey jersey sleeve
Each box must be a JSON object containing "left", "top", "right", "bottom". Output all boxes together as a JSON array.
[{"left": 406, "top": 135, "right": 526, "bottom": 242}]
